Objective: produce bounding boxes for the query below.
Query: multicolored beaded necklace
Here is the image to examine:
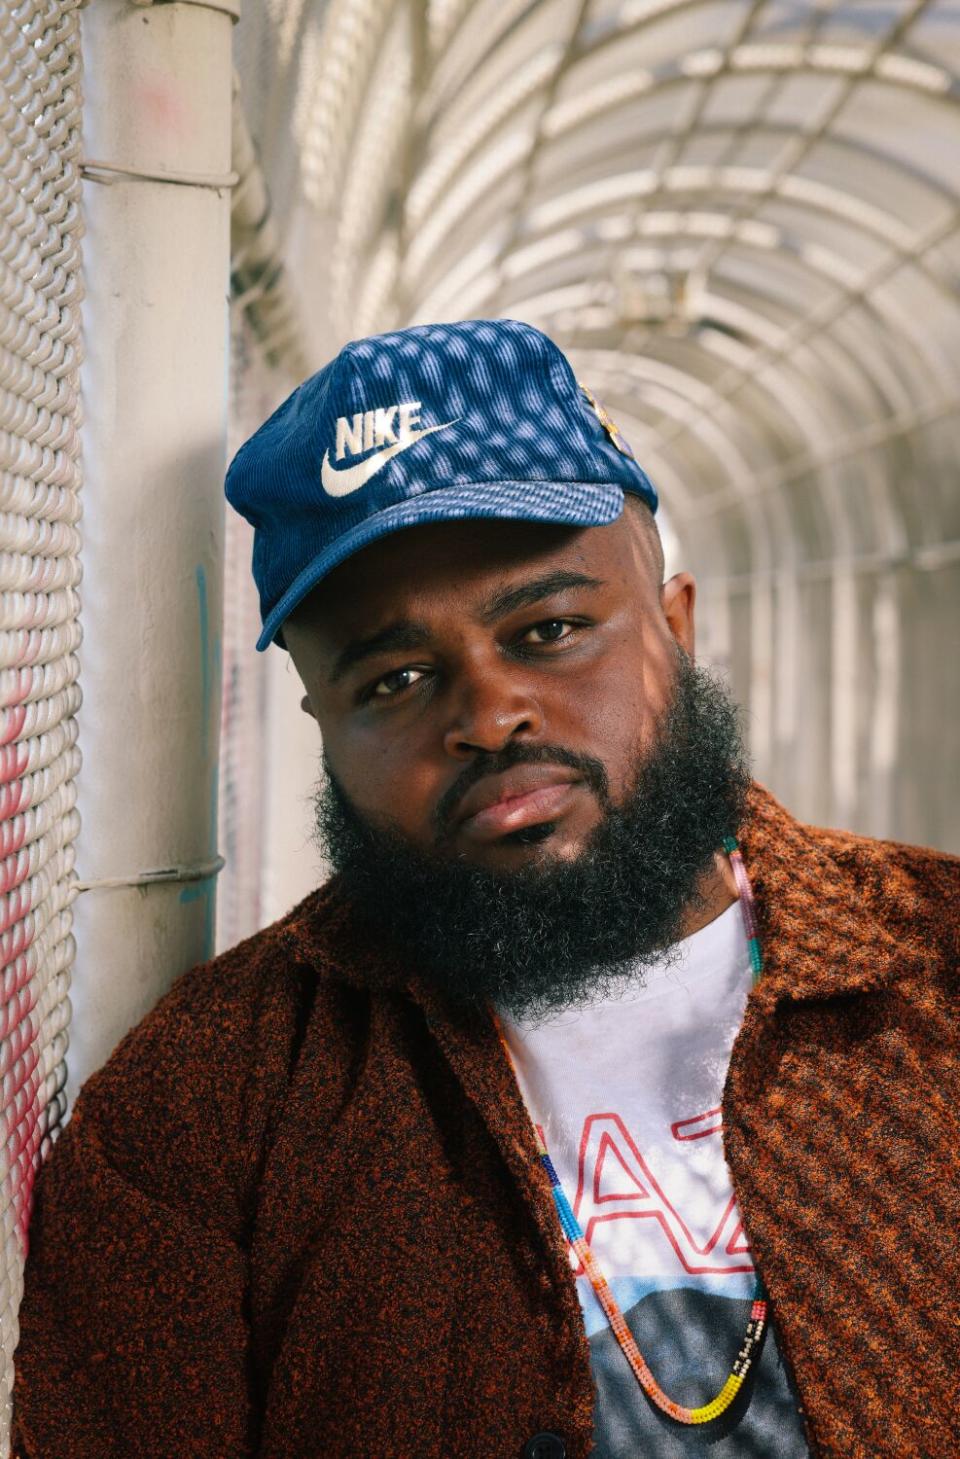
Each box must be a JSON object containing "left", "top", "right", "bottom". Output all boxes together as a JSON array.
[{"left": 495, "top": 836, "right": 767, "bottom": 1428}]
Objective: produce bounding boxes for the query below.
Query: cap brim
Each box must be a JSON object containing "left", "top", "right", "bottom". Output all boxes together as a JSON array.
[{"left": 257, "top": 478, "right": 626, "bottom": 651}]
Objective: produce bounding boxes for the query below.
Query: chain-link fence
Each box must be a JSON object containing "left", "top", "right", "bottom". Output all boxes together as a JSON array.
[{"left": 0, "top": 0, "right": 83, "bottom": 1449}]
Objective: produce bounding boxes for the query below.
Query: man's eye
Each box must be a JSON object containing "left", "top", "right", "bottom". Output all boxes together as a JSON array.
[
  {"left": 370, "top": 666, "right": 425, "bottom": 699},
  {"left": 524, "top": 619, "right": 575, "bottom": 644}
]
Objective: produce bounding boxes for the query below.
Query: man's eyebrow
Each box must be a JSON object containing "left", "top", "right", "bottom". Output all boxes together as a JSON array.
[
  {"left": 479, "top": 571, "right": 605, "bottom": 624},
  {"left": 328, "top": 621, "right": 431, "bottom": 684},
  {"left": 328, "top": 572, "right": 604, "bottom": 684}
]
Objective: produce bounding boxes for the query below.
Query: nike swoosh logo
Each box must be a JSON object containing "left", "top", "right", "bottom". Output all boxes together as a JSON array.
[{"left": 321, "top": 419, "right": 459, "bottom": 497}]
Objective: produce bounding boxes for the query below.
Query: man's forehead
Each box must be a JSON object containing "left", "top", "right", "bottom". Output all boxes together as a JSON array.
[{"left": 291, "top": 515, "right": 624, "bottom": 640}]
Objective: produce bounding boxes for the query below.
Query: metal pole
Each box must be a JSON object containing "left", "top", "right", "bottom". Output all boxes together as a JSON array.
[{"left": 70, "top": 0, "right": 236, "bottom": 1094}]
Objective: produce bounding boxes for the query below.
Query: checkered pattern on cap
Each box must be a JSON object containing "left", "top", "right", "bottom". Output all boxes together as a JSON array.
[{"left": 225, "top": 318, "right": 658, "bottom": 650}]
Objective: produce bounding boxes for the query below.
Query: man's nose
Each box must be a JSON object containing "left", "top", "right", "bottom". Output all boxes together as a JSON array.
[{"left": 442, "top": 658, "right": 543, "bottom": 759}]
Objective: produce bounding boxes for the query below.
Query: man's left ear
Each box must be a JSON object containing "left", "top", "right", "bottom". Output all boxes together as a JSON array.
[{"left": 660, "top": 572, "right": 696, "bottom": 657}]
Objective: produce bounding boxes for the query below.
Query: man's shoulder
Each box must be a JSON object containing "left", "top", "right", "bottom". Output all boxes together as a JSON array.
[
  {"left": 747, "top": 784, "right": 959, "bottom": 976},
  {"left": 162, "top": 880, "right": 347, "bottom": 1018},
  {"left": 797, "top": 809, "right": 957, "bottom": 972},
  {"left": 62, "top": 882, "right": 358, "bottom": 1221},
  {"left": 750, "top": 781, "right": 958, "bottom": 886},
  {"left": 802, "top": 816, "right": 959, "bottom": 916},
  {"left": 77, "top": 881, "right": 353, "bottom": 1125},
  {"left": 818, "top": 824, "right": 958, "bottom": 970}
]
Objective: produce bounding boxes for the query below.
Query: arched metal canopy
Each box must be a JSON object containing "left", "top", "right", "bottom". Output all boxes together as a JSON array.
[{"left": 234, "top": 0, "right": 960, "bottom": 847}]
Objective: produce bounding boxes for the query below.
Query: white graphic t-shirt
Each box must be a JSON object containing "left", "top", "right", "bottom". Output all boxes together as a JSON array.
[{"left": 499, "top": 902, "right": 810, "bottom": 1457}]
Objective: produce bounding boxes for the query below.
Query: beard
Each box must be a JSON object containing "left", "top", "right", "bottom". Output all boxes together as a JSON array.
[{"left": 313, "top": 650, "right": 750, "bottom": 1022}]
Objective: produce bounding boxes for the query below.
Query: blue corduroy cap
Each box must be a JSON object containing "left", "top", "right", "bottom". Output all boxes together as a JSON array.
[{"left": 225, "top": 318, "right": 658, "bottom": 651}]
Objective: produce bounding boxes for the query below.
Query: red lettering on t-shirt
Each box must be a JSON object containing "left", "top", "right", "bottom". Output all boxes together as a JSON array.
[{"left": 570, "top": 1112, "right": 754, "bottom": 1278}]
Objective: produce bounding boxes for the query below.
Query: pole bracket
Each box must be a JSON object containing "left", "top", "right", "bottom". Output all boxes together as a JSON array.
[
  {"left": 130, "top": 0, "right": 241, "bottom": 19},
  {"left": 75, "top": 855, "right": 226, "bottom": 893},
  {"left": 82, "top": 158, "right": 239, "bottom": 190}
]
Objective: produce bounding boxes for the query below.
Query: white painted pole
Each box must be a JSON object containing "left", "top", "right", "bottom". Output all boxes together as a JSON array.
[{"left": 70, "top": 0, "right": 236, "bottom": 1095}]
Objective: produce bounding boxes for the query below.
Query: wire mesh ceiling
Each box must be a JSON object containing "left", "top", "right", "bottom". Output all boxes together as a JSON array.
[
  {"left": 238, "top": 0, "right": 960, "bottom": 566},
  {"left": 233, "top": 0, "right": 960, "bottom": 847}
]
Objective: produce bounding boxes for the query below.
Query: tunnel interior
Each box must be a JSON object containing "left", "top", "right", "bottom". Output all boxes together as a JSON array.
[{"left": 223, "top": 0, "right": 960, "bottom": 952}]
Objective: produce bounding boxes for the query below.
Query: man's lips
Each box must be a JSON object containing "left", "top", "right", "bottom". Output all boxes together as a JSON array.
[{"left": 453, "top": 766, "right": 584, "bottom": 842}]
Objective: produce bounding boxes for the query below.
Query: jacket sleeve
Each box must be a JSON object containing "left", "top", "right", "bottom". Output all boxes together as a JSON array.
[{"left": 10, "top": 951, "right": 287, "bottom": 1459}]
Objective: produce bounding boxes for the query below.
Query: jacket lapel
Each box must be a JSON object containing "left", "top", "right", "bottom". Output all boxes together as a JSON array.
[
  {"left": 412, "top": 979, "right": 598, "bottom": 1445},
  {"left": 736, "top": 783, "right": 919, "bottom": 1008}
]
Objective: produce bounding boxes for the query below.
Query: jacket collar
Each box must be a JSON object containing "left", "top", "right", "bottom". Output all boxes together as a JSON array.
[{"left": 736, "top": 782, "right": 920, "bottom": 1009}]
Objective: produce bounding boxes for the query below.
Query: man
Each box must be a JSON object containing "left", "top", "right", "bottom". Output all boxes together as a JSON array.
[{"left": 13, "top": 320, "right": 959, "bottom": 1459}]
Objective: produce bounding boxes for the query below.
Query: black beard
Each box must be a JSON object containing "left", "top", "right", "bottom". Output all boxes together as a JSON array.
[{"left": 313, "top": 652, "right": 750, "bottom": 1022}]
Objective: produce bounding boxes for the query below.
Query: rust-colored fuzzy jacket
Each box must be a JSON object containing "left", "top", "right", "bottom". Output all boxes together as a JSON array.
[{"left": 12, "top": 786, "right": 960, "bottom": 1458}]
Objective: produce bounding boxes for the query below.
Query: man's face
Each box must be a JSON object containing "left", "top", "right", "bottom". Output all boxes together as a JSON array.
[
  {"left": 285, "top": 509, "right": 691, "bottom": 869},
  {"left": 285, "top": 508, "right": 748, "bottom": 1018}
]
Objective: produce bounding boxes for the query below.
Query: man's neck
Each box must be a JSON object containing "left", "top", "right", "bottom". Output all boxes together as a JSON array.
[{"left": 677, "top": 850, "right": 739, "bottom": 941}]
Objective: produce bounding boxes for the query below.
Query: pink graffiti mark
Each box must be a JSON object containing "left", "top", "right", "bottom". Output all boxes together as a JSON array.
[
  {"left": 137, "top": 75, "right": 189, "bottom": 137},
  {"left": 21, "top": 599, "right": 52, "bottom": 631},
  {"left": 0, "top": 996, "right": 38, "bottom": 1078},
  {"left": 0, "top": 678, "right": 45, "bottom": 1251},
  {"left": 0, "top": 884, "right": 31, "bottom": 937},
  {"left": 0, "top": 782, "right": 26, "bottom": 828},
  {"left": 0, "top": 705, "right": 27, "bottom": 747},
  {"left": 0, "top": 851, "right": 30, "bottom": 897},
  {"left": 0, "top": 918, "right": 35, "bottom": 984},
  {"left": 0, "top": 817, "right": 27, "bottom": 859},
  {"left": 0, "top": 1025, "right": 43, "bottom": 1251},
  {"left": 0, "top": 979, "right": 36, "bottom": 1041},
  {"left": 0, "top": 780, "right": 28, "bottom": 821},
  {"left": 0, "top": 744, "right": 29, "bottom": 788}
]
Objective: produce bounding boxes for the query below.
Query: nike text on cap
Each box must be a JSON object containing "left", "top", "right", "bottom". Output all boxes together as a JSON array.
[{"left": 225, "top": 318, "right": 659, "bottom": 651}]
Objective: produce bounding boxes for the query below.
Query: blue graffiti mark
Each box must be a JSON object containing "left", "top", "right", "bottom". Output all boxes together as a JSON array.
[
  {"left": 209, "top": 762, "right": 219, "bottom": 854},
  {"left": 180, "top": 874, "right": 216, "bottom": 961},
  {"left": 195, "top": 564, "right": 211, "bottom": 759},
  {"left": 188, "top": 565, "right": 223, "bottom": 959},
  {"left": 213, "top": 633, "right": 222, "bottom": 724},
  {"left": 181, "top": 769, "right": 219, "bottom": 956}
]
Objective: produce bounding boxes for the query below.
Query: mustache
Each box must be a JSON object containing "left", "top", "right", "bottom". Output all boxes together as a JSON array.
[{"left": 432, "top": 741, "right": 611, "bottom": 838}]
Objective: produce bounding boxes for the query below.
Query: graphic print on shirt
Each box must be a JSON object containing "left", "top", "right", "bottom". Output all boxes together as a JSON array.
[
  {"left": 559, "top": 1107, "right": 807, "bottom": 1459},
  {"left": 498, "top": 901, "right": 810, "bottom": 1457},
  {"left": 569, "top": 1111, "right": 753, "bottom": 1280}
]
